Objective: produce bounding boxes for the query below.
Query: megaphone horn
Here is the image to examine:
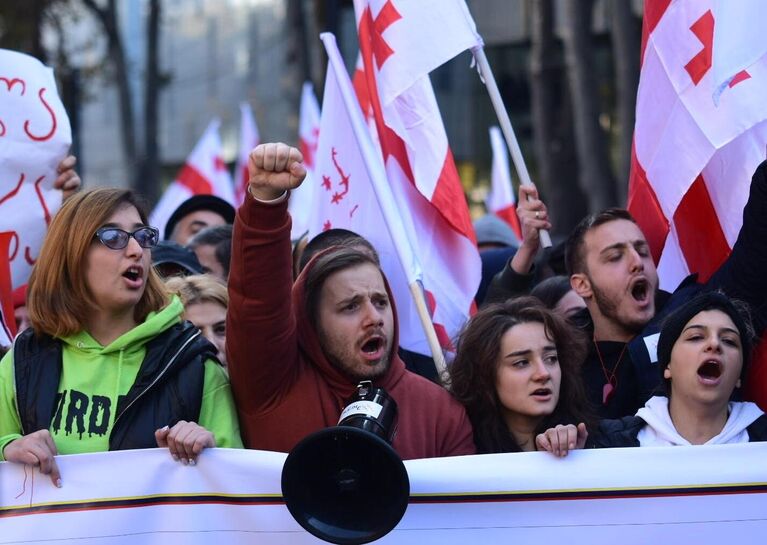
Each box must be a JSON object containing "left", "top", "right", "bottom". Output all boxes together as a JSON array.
[{"left": 281, "top": 381, "right": 410, "bottom": 545}]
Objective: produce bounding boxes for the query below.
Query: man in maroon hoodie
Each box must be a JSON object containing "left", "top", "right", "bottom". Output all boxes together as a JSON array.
[{"left": 226, "top": 143, "right": 475, "bottom": 460}]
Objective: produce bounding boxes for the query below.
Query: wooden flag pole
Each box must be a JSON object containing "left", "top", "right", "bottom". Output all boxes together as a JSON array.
[
  {"left": 409, "top": 281, "right": 448, "bottom": 383},
  {"left": 473, "top": 46, "right": 553, "bottom": 248}
]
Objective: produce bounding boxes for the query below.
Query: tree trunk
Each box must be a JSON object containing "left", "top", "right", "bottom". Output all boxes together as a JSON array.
[
  {"left": 138, "top": 0, "right": 161, "bottom": 204},
  {"left": 287, "top": 0, "right": 312, "bottom": 85},
  {"left": 82, "top": 0, "right": 138, "bottom": 185},
  {"left": 561, "top": 0, "right": 616, "bottom": 212},
  {"left": 529, "top": 0, "right": 587, "bottom": 236},
  {"left": 610, "top": 0, "right": 640, "bottom": 205}
]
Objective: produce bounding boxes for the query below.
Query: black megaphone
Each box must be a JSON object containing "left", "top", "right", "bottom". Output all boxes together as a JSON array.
[{"left": 281, "top": 381, "right": 410, "bottom": 544}]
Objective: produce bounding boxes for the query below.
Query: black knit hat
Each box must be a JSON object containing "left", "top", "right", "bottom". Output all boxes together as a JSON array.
[
  {"left": 657, "top": 291, "right": 754, "bottom": 389},
  {"left": 163, "top": 195, "right": 235, "bottom": 240}
]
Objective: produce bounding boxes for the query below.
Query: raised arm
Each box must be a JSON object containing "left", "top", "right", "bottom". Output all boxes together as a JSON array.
[{"left": 226, "top": 143, "right": 307, "bottom": 421}]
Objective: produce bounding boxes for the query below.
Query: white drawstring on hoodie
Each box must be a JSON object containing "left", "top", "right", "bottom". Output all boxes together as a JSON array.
[{"left": 636, "top": 396, "right": 764, "bottom": 447}]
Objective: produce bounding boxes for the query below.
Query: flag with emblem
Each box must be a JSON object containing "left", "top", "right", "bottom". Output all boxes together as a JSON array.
[
  {"left": 350, "top": 0, "right": 483, "bottom": 354},
  {"left": 234, "top": 103, "right": 261, "bottom": 207},
  {"left": 289, "top": 82, "right": 322, "bottom": 240},
  {"left": 311, "top": 34, "right": 428, "bottom": 355},
  {"left": 150, "top": 119, "right": 235, "bottom": 237},
  {"left": 487, "top": 125, "right": 522, "bottom": 240},
  {"left": 629, "top": 0, "right": 767, "bottom": 289}
]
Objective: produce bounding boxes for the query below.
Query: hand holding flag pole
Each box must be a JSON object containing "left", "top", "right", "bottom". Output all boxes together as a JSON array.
[{"left": 472, "top": 46, "right": 553, "bottom": 248}]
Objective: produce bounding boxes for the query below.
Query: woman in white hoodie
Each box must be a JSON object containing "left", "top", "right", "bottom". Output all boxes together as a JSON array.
[{"left": 590, "top": 291, "right": 767, "bottom": 448}]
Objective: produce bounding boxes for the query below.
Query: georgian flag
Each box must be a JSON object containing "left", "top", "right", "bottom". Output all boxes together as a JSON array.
[
  {"left": 629, "top": 0, "right": 767, "bottom": 289},
  {"left": 150, "top": 119, "right": 235, "bottom": 237},
  {"left": 350, "top": 0, "right": 483, "bottom": 354},
  {"left": 487, "top": 126, "right": 523, "bottom": 240},
  {"left": 289, "top": 82, "right": 321, "bottom": 240},
  {"left": 234, "top": 103, "right": 261, "bottom": 206}
]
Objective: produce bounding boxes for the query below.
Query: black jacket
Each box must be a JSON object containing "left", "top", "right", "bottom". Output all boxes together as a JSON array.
[
  {"left": 590, "top": 413, "right": 767, "bottom": 448},
  {"left": 13, "top": 321, "right": 218, "bottom": 450}
]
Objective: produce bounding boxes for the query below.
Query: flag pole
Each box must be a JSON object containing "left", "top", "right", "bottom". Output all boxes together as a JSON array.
[
  {"left": 472, "top": 46, "right": 552, "bottom": 248},
  {"left": 320, "top": 32, "right": 448, "bottom": 380},
  {"left": 408, "top": 282, "right": 448, "bottom": 380}
]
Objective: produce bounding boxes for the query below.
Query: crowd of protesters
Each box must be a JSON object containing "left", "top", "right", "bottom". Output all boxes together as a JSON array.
[{"left": 1, "top": 141, "right": 766, "bottom": 487}]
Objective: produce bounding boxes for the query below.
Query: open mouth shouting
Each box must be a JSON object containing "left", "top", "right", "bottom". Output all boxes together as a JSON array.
[
  {"left": 122, "top": 265, "right": 144, "bottom": 288},
  {"left": 697, "top": 358, "right": 723, "bottom": 385},
  {"left": 360, "top": 334, "right": 386, "bottom": 362},
  {"left": 629, "top": 277, "right": 651, "bottom": 307}
]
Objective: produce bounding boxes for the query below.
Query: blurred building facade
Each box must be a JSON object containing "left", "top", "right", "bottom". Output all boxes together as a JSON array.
[{"left": 65, "top": 0, "right": 639, "bottom": 205}]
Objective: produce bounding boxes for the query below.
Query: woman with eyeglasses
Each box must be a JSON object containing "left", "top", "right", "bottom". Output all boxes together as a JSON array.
[{"left": 0, "top": 188, "right": 242, "bottom": 487}]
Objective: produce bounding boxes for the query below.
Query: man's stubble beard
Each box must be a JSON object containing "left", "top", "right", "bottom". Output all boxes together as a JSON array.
[{"left": 589, "top": 277, "right": 650, "bottom": 336}]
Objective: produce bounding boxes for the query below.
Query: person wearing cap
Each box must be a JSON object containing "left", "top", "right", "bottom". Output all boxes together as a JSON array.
[
  {"left": 164, "top": 195, "right": 235, "bottom": 245},
  {"left": 538, "top": 292, "right": 767, "bottom": 455},
  {"left": 152, "top": 240, "right": 204, "bottom": 279}
]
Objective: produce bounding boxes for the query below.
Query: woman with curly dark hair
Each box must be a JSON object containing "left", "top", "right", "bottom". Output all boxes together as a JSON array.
[{"left": 449, "top": 297, "right": 594, "bottom": 454}]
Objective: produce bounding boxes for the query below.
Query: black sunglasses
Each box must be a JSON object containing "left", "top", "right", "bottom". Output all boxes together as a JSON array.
[{"left": 95, "top": 226, "right": 159, "bottom": 250}]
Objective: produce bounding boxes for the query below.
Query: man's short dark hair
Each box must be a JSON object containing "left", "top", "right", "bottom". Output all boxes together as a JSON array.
[
  {"left": 298, "top": 228, "right": 379, "bottom": 273},
  {"left": 188, "top": 224, "right": 233, "bottom": 279},
  {"left": 564, "top": 208, "right": 637, "bottom": 275},
  {"left": 304, "top": 246, "right": 381, "bottom": 328}
]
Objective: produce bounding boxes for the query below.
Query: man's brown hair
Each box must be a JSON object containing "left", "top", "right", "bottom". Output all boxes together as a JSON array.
[{"left": 28, "top": 187, "right": 168, "bottom": 337}]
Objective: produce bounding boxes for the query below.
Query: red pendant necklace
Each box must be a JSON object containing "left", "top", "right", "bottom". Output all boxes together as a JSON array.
[{"left": 593, "top": 339, "right": 628, "bottom": 405}]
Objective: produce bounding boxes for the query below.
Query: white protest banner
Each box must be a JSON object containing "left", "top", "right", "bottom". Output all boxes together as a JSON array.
[
  {"left": 2, "top": 444, "right": 767, "bottom": 544},
  {"left": 0, "top": 49, "right": 72, "bottom": 288}
]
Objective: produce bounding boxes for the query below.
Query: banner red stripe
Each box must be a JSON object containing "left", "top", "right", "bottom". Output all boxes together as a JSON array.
[
  {"left": 673, "top": 175, "right": 731, "bottom": 283},
  {"left": 176, "top": 164, "right": 214, "bottom": 195}
]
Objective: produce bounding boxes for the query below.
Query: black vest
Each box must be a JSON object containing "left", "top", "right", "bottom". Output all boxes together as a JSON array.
[{"left": 13, "top": 321, "right": 218, "bottom": 451}]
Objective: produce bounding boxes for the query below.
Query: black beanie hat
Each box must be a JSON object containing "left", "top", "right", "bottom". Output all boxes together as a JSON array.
[{"left": 657, "top": 291, "right": 754, "bottom": 388}]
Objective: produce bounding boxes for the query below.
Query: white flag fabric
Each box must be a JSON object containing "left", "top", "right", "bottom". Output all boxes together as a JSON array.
[
  {"left": 352, "top": 0, "right": 482, "bottom": 353},
  {"left": 150, "top": 119, "right": 235, "bottom": 237},
  {"left": 712, "top": 0, "right": 767, "bottom": 93},
  {"left": 4, "top": 445, "right": 767, "bottom": 544},
  {"left": 234, "top": 102, "right": 261, "bottom": 207},
  {"left": 289, "top": 82, "right": 321, "bottom": 240},
  {"left": 0, "top": 48, "right": 71, "bottom": 288},
  {"left": 352, "top": 0, "right": 481, "bottom": 106},
  {"left": 312, "top": 34, "right": 424, "bottom": 353},
  {"left": 487, "top": 126, "right": 522, "bottom": 240},
  {"left": 628, "top": 1, "right": 767, "bottom": 289}
]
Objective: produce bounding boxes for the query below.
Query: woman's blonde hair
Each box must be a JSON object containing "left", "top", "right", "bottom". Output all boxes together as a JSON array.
[
  {"left": 165, "top": 274, "right": 228, "bottom": 309},
  {"left": 28, "top": 187, "right": 168, "bottom": 337}
]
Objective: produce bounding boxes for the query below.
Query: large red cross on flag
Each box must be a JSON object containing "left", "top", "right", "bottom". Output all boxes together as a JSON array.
[
  {"left": 348, "top": 0, "right": 483, "bottom": 354},
  {"left": 629, "top": 0, "right": 767, "bottom": 290},
  {"left": 150, "top": 119, "right": 235, "bottom": 237}
]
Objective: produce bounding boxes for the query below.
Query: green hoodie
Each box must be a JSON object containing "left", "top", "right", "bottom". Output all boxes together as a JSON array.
[{"left": 0, "top": 296, "right": 242, "bottom": 459}]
